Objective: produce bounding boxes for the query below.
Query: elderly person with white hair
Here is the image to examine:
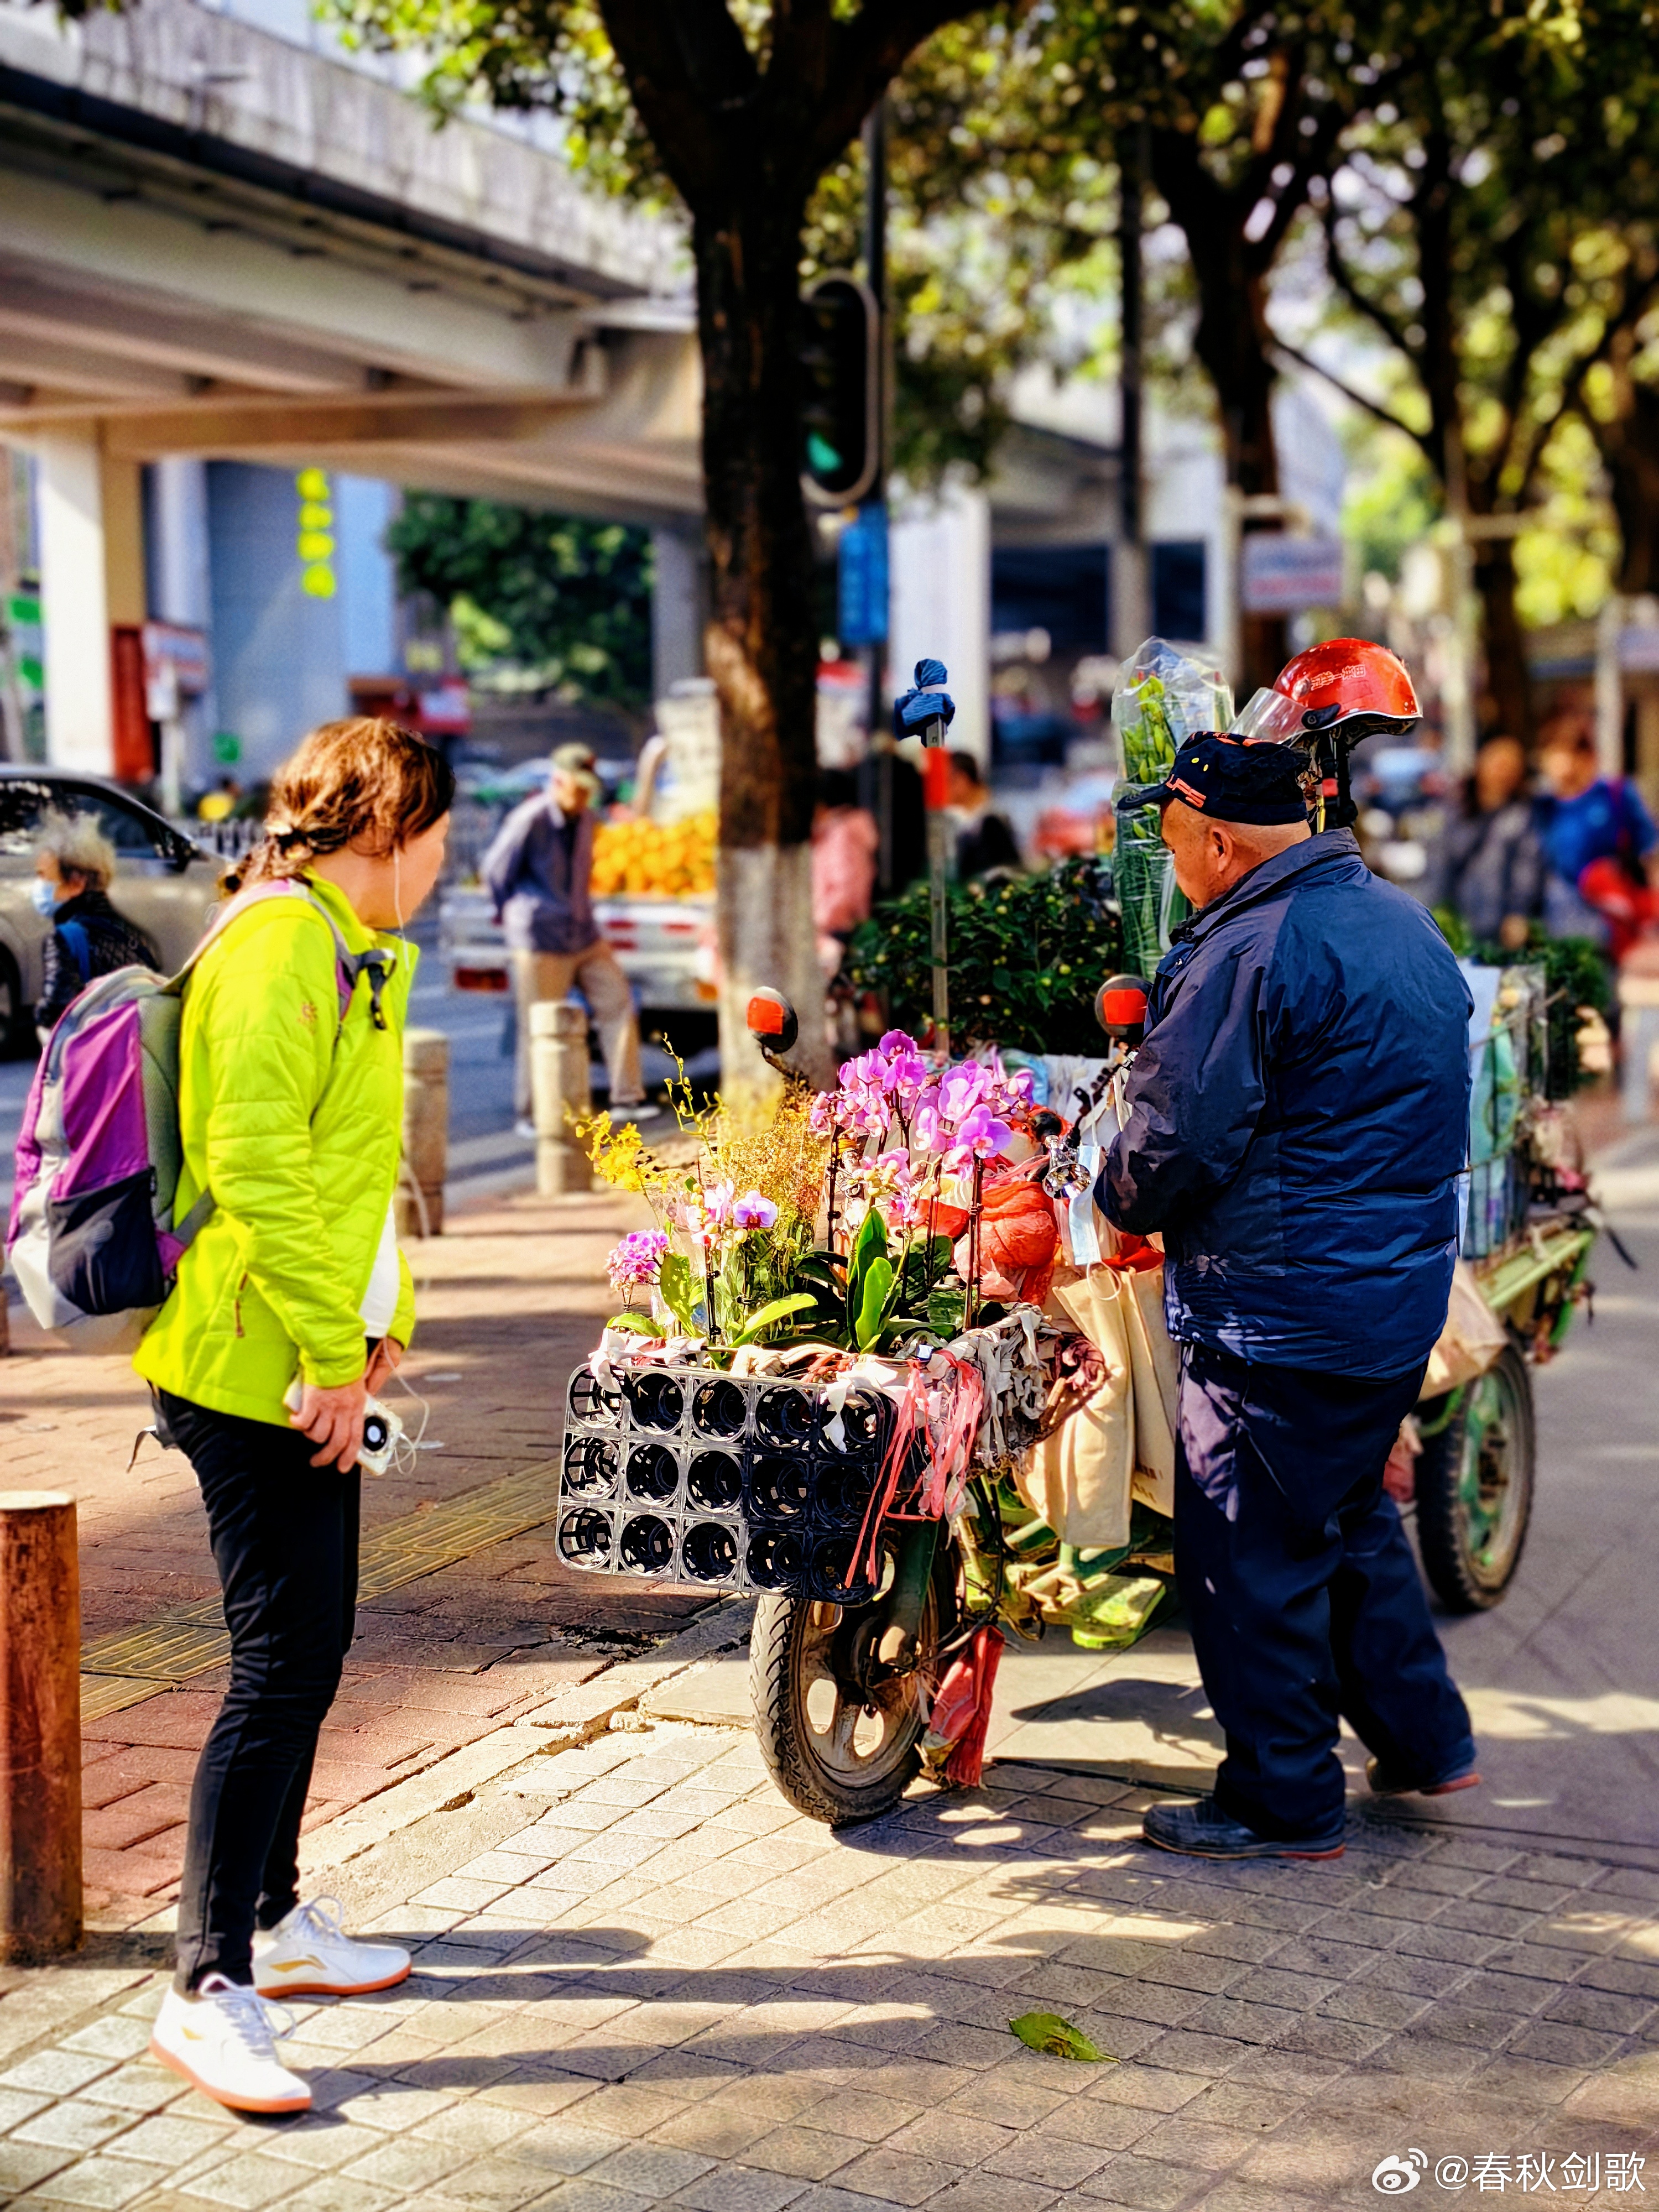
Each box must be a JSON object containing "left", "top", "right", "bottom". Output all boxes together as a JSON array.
[{"left": 33, "top": 811, "right": 159, "bottom": 1040}]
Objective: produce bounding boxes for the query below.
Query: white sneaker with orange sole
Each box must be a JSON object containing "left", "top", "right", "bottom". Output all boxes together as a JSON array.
[
  {"left": 150, "top": 1975, "right": 309, "bottom": 2114},
  {"left": 253, "top": 1895, "right": 411, "bottom": 1999}
]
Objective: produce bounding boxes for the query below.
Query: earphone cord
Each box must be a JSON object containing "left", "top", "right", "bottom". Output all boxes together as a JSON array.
[{"left": 383, "top": 1365, "right": 431, "bottom": 1476}]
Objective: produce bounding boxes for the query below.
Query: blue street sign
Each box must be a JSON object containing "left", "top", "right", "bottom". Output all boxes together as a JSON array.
[{"left": 838, "top": 503, "right": 889, "bottom": 648}]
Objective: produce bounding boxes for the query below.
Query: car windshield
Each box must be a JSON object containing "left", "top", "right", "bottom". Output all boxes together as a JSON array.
[{"left": 0, "top": 778, "right": 175, "bottom": 860}]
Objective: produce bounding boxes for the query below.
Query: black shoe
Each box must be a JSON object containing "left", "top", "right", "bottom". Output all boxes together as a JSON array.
[
  {"left": 1142, "top": 1796, "right": 1347, "bottom": 1860},
  {"left": 1365, "top": 1756, "right": 1481, "bottom": 1799}
]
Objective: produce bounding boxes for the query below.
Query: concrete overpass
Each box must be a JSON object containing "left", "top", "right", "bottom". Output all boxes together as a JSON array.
[{"left": 0, "top": 0, "right": 702, "bottom": 774}]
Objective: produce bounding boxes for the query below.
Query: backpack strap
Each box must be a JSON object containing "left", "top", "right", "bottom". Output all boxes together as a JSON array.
[
  {"left": 165, "top": 882, "right": 399, "bottom": 1261},
  {"left": 176, "top": 879, "right": 395, "bottom": 1028}
]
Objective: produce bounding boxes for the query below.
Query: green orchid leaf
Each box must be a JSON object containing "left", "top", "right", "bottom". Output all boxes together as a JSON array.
[
  {"left": 795, "top": 1254, "right": 847, "bottom": 1292},
  {"left": 846, "top": 1208, "right": 889, "bottom": 1333},
  {"left": 604, "top": 1312, "right": 664, "bottom": 1337},
  {"left": 732, "top": 1293, "right": 817, "bottom": 1347},
  {"left": 854, "top": 1256, "right": 894, "bottom": 1352},
  {"left": 658, "top": 1253, "right": 701, "bottom": 1334},
  {"left": 1008, "top": 2012, "right": 1112, "bottom": 2064}
]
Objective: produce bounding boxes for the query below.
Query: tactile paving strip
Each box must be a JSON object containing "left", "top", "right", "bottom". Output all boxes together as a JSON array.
[{"left": 79, "top": 1459, "right": 560, "bottom": 1723}]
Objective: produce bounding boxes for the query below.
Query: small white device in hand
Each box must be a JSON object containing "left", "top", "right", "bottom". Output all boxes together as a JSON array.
[
  {"left": 358, "top": 1397, "right": 403, "bottom": 1476},
  {"left": 281, "top": 1381, "right": 405, "bottom": 1474}
]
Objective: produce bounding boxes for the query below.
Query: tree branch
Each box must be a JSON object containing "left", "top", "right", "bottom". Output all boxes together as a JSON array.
[
  {"left": 1318, "top": 196, "right": 1418, "bottom": 366},
  {"left": 599, "top": 0, "right": 758, "bottom": 208},
  {"left": 810, "top": 0, "right": 994, "bottom": 174},
  {"left": 1271, "top": 336, "right": 1434, "bottom": 459}
]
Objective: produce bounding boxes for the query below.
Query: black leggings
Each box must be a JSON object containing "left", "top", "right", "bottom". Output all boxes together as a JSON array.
[{"left": 159, "top": 1391, "right": 359, "bottom": 1992}]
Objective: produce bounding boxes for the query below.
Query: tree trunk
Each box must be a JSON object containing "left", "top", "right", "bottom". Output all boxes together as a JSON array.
[
  {"left": 1151, "top": 132, "right": 1287, "bottom": 696},
  {"left": 1600, "top": 357, "right": 1659, "bottom": 598},
  {"left": 692, "top": 201, "right": 834, "bottom": 1095},
  {"left": 1472, "top": 537, "right": 1533, "bottom": 749}
]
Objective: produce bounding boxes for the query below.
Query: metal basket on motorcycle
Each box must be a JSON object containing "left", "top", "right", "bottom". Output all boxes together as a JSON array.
[{"left": 1460, "top": 962, "right": 1551, "bottom": 1262}]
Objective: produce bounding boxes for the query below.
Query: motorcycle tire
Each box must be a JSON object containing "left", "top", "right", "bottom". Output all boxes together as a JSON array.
[
  {"left": 749, "top": 1559, "right": 950, "bottom": 1828},
  {"left": 1414, "top": 1344, "right": 1535, "bottom": 1613}
]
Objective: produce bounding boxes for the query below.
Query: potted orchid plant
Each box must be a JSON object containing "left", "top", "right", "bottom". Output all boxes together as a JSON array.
[{"left": 583, "top": 1029, "right": 1045, "bottom": 1365}]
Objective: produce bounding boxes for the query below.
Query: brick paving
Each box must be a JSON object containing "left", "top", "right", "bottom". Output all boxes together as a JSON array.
[
  {"left": 0, "top": 1185, "right": 704, "bottom": 1925},
  {"left": 2, "top": 1717, "right": 1658, "bottom": 2210}
]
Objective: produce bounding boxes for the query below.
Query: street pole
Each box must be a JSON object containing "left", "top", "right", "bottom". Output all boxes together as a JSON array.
[
  {"left": 1114, "top": 124, "right": 1150, "bottom": 654},
  {"left": 862, "top": 98, "right": 896, "bottom": 892},
  {"left": 923, "top": 723, "right": 950, "bottom": 1057}
]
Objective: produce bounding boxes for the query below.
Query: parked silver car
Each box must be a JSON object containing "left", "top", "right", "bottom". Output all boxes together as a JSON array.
[{"left": 0, "top": 770, "right": 221, "bottom": 1051}]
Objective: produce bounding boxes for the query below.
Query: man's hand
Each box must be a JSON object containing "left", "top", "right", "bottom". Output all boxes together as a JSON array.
[
  {"left": 290, "top": 1379, "right": 367, "bottom": 1472},
  {"left": 365, "top": 1337, "right": 404, "bottom": 1394}
]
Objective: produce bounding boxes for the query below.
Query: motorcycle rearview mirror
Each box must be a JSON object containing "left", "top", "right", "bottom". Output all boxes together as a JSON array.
[
  {"left": 746, "top": 988, "right": 799, "bottom": 1069},
  {"left": 1095, "top": 974, "right": 1151, "bottom": 1048}
]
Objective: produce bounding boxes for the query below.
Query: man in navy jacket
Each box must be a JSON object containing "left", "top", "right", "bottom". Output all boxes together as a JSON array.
[{"left": 1098, "top": 733, "right": 1477, "bottom": 1859}]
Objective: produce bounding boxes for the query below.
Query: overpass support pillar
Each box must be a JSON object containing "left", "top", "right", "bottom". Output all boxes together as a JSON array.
[
  {"left": 34, "top": 431, "right": 147, "bottom": 780},
  {"left": 651, "top": 525, "right": 706, "bottom": 697}
]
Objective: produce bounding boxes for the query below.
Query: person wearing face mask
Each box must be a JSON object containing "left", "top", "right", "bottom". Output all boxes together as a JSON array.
[
  {"left": 32, "top": 812, "right": 159, "bottom": 1041},
  {"left": 134, "top": 718, "right": 454, "bottom": 2117},
  {"left": 1095, "top": 734, "right": 1477, "bottom": 1865}
]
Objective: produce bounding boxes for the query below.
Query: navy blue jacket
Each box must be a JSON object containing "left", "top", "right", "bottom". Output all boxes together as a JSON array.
[{"left": 1097, "top": 830, "right": 1472, "bottom": 1380}]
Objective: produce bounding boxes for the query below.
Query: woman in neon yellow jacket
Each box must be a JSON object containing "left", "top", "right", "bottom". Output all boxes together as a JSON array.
[{"left": 137, "top": 719, "right": 452, "bottom": 2119}]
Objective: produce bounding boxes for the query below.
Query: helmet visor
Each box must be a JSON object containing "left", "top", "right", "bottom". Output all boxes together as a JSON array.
[{"left": 1232, "top": 687, "right": 1313, "bottom": 746}]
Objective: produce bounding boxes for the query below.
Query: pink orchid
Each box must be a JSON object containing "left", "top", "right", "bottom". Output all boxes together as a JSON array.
[
  {"left": 606, "top": 1230, "right": 669, "bottom": 1292},
  {"left": 703, "top": 1180, "right": 736, "bottom": 1228},
  {"left": 938, "top": 1062, "right": 993, "bottom": 1127},
  {"left": 731, "top": 1189, "right": 778, "bottom": 1230},
  {"left": 951, "top": 1104, "right": 1014, "bottom": 1161}
]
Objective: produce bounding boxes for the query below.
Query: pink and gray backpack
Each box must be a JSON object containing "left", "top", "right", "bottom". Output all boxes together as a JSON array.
[{"left": 7, "top": 881, "right": 388, "bottom": 1353}]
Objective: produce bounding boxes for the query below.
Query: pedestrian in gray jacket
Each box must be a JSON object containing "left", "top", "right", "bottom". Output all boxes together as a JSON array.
[{"left": 481, "top": 744, "right": 651, "bottom": 1130}]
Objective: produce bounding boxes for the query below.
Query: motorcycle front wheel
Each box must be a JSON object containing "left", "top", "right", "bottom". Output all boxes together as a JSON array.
[{"left": 749, "top": 1571, "right": 946, "bottom": 1827}]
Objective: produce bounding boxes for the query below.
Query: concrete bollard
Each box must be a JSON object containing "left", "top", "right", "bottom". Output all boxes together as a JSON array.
[
  {"left": 530, "top": 999, "right": 592, "bottom": 1196},
  {"left": 0, "top": 1494, "right": 81, "bottom": 1961},
  {"left": 399, "top": 1027, "right": 450, "bottom": 1237}
]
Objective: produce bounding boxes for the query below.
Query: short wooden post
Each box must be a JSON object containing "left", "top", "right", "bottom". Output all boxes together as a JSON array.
[
  {"left": 398, "top": 1027, "right": 450, "bottom": 1237},
  {"left": 531, "top": 999, "right": 592, "bottom": 1196},
  {"left": 0, "top": 1494, "right": 82, "bottom": 1961}
]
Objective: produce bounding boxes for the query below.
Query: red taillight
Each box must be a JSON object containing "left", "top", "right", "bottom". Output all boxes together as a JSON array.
[{"left": 1099, "top": 987, "right": 1146, "bottom": 1027}]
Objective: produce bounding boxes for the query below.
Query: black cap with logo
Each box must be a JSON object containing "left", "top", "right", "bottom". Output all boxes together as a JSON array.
[{"left": 1123, "top": 732, "right": 1310, "bottom": 827}]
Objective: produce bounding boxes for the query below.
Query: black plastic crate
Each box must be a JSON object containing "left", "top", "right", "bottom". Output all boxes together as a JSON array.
[{"left": 556, "top": 1359, "right": 898, "bottom": 1602}]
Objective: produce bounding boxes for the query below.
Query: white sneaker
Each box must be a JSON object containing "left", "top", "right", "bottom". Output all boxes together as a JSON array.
[
  {"left": 150, "top": 1975, "right": 309, "bottom": 2115},
  {"left": 615, "top": 1100, "right": 662, "bottom": 1124},
  {"left": 514, "top": 1117, "right": 538, "bottom": 1139},
  {"left": 253, "top": 1895, "right": 411, "bottom": 1999}
]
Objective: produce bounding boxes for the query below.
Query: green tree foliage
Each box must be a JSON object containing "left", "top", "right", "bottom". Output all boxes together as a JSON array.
[
  {"left": 1291, "top": 0, "right": 1659, "bottom": 736},
  {"left": 385, "top": 497, "right": 654, "bottom": 706},
  {"left": 847, "top": 859, "right": 1124, "bottom": 1056}
]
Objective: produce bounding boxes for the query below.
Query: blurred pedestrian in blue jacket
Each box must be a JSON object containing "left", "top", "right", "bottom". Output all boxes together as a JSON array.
[
  {"left": 1097, "top": 733, "right": 1477, "bottom": 1863},
  {"left": 482, "top": 744, "right": 652, "bottom": 1133}
]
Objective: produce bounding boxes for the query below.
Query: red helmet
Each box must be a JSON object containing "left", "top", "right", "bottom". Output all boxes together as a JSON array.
[{"left": 1232, "top": 639, "right": 1420, "bottom": 749}]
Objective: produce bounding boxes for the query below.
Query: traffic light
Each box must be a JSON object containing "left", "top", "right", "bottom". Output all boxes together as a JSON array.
[{"left": 800, "top": 274, "right": 879, "bottom": 507}]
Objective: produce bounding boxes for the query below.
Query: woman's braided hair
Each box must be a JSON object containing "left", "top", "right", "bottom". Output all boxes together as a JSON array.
[{"left": 224, "top": 717, "right": 455, "bottom": 895}]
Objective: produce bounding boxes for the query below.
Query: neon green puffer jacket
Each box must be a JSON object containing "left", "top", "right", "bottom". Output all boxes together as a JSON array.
[{"left": 133, "top": 875, "right": 418, "bottom": 1427}]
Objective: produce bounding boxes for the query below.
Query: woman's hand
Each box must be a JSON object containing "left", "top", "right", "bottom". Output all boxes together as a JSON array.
[
  {"left": 365, "top": 1336, "right": 404, "bottom": 1394},
  {"left": 290, "top": 1379, "right": 367, "bottom": 1472}
]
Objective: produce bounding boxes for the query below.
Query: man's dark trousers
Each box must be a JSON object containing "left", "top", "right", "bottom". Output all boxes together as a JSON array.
[{"left": 1175, "top": 1341, "right": 1475, "bottom": 1839}]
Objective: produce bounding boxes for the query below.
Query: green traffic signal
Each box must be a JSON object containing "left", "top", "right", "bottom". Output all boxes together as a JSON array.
[{"left": 800, "top": 274, "right": 879, "bottom": 505}]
